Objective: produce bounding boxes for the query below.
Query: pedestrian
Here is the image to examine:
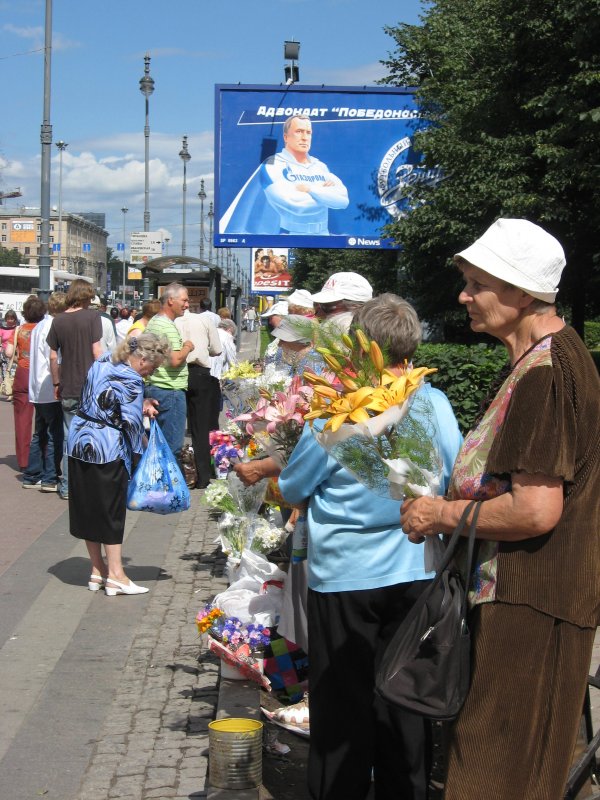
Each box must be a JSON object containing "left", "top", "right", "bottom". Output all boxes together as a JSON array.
[
  {"left": 278, "top": 293, "right": 463, "bottom": 800},
  {"left": 400, "top": 219, "right": 600, "bottom": 800},
  {"left": 210, "top": 318, "right": 238, "bottom": 381},
  {"left": 68, "top": 332, "right": 169, "bottom": 596},
  {"left": 22, "top": 291, "right": 67, "bottom": 491},
  {"left": 12, "top": 295, "right": 46, "bottom": 471},
  {"left": 175, "top": 303, "right": 222, "bottom": 488},
  {"left": 47, "top": 278, "right": 103, "bottom": 500},
  {"left": 311, "top": 271, "right": 373, "bottom": 332},
  {"left": 90, "top": 295, "right": 116, "bottom": 354},
  {"left": 198, "top": 298, "right": 221, "bottom": 327},
  {"left": 245, "top": 306, "right": 257, "bottom": 331},
  {"left": 127, "top": 299, "right": 161, "bottom": 337},
  {"left": 144, "top": 283, "right": 195, "bottom": 459},
  {"left": 287, "top": 289, "right": 316, "bottom": 317},
  {"left": 0, "top": 309, "right": 18, "bottom": 384},
  {"left": 260, "top": 300, "right": 289, "bottom": 366},
  {"left": 115, "top": 307, "right": 132, "bottom": 342},
  {"left": 217, "top": 306, "right": 232, "bottom": 320}
]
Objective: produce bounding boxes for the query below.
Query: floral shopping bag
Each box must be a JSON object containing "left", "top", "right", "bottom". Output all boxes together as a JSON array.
[{"left": 127, "top": 421, "right": 191, "bottom": 514}]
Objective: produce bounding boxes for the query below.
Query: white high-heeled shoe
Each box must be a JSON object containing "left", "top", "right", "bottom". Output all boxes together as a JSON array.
[
  {"left": 88, "top": 574, "right": 106, "bottom": 592},
  {"left": 105, "top": 578, "right": 149, "bottom": 597}
]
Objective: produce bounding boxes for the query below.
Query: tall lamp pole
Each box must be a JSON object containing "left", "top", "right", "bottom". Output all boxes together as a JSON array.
[
  {"left": 121, "top": 207, "right": 128, "bottom": 305},
  {"left": 207, "top": 201, "right": 214, "bottom": 264},
  {"left": 179, "top": 135, "right": 191, "bottom": 256},
  {"left": 164, "top": 237, "right": 170, "bottom": 256},
  {"left": 198, "top": 178, "right": 206, "bottom": 262},
  {"left": 139, "top": 53, "right": 154, "bottom": 301},
  {"left": 55, "top": 140, "right": 68, "bottom": 270},
  {"left": 39, "top": 0, "right": 53, "bottom": 301}
]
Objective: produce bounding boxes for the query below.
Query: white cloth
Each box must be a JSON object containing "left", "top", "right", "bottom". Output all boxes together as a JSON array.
[
  {"left": 115, "top": 317, "right": 131, "bottom": 343},
  {"left": 175, "top": 312, "right": 222, "bottom": 368},
  {"left": 99, "top": 315, "right": 116, "bottom": 354},
  {"left": 210, "top": 329, "right": 238, "bottom": 379},
  {"left": 28, "top": 314, "right": 56, "bottom": 404}
]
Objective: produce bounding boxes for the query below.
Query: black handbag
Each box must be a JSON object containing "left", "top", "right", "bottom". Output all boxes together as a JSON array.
[{"left": 375, "top": 500, "right": 482, "bottom": 721}]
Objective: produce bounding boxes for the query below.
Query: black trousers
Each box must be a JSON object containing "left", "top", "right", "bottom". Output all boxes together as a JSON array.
[
  {"left": 307, "top": 582, "right": 431, "bottom": 800},
  {"left": 186, "top": 367, "right": 221, "bottom": 488}
]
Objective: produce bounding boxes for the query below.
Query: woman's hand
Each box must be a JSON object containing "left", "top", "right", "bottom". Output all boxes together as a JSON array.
[
  {"left": 400, "top": 496, "right": 445, "bottom": 543},
  {"left": 143, "top": 398, "right": 159, "bottom": 418}
]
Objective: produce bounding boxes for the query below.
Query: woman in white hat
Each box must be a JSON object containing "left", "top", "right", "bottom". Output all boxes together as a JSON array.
[{"left": 400, "top": 218, "right": 600, "bottom": 800}]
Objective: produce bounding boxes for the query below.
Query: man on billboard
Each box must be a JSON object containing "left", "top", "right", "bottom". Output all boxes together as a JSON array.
[{"left": 221, "top": 115, "right": 349, "bottom": 236}]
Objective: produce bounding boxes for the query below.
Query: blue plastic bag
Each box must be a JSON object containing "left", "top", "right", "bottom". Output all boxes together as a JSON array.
[{"left": 127, "top": 421, "right": 191, "bottom": 514}]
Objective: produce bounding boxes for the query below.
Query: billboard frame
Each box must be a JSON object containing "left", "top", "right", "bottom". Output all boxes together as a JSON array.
[{"left": 214, "top": 83, "right": 427, "bottom": 252}]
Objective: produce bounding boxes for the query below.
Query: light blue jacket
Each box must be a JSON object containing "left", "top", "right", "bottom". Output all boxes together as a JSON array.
[{"left": 278, "top": 384, "right": 463, "bottom": 593}]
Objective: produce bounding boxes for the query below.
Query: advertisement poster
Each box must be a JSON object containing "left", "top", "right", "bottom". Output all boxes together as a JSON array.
[
  {"left": 215, "top": 84, "right": 438, "bottom": 250},
  {"left": 251, "top": 247, "right": 291, "bottom": 292}
]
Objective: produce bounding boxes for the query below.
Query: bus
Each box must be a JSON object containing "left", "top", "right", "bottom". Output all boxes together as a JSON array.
[{"left": 0, "top": 266, "right": 94, "bottom": 316}]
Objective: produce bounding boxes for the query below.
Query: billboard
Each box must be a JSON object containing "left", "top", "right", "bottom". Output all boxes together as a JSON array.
[
  {"left": 11, "top": 220, "right": 36, "bottom": 243},
  {"left": 251, "top": 247, "right": 291, "bottom": 292},
  {"left": 215, "top": 84, "right": 437, "bottom": 250}
]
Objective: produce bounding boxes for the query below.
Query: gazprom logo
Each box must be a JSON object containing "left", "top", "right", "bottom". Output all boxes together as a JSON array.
[{"left": 348, "top": 237, "right": 357, "bottom": 246}]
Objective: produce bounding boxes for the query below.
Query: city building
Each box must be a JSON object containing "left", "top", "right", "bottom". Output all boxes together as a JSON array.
[{"left": 0, "top": 207, "right": 108, "bottom": 289}]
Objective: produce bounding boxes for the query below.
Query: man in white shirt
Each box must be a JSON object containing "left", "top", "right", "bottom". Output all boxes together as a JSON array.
[
  {"left": 115, "top": 308, "right": 133, "bottom": 343},
  {"left": 175, "top": 309, "right": 222, "bottom": 489},
  {"left": 22, "top": 291, "right": 67, "bottom": 491},
  {"left": 210, "top": 319, "right": 238, "bottom": 380}
]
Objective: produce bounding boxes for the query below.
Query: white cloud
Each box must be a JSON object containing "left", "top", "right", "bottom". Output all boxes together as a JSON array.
[
  {"left": 303, "top": 61, "right": 388, "bottom": 86},
  {"left": 2, "top": 23, "right": 81, "bottom": 51}
]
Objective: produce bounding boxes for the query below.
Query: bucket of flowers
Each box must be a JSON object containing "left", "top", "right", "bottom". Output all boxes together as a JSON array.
[{"left": 196, "top": 604, "right": 272, "bottom": 687}]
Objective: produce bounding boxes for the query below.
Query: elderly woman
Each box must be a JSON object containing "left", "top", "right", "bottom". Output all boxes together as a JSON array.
[
  {"left": 67, "top": 332, "right": 170, "bottom": 596},
  {"left": 278, "top": 294, "right": 463, "bottom": 800},
  {"left": 401, "top": 219, "right": 600, "bottom": 800}
]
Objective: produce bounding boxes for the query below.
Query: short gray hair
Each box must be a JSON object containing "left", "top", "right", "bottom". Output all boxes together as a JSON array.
[
  {"left": 218, "top": 318, "right": 237, "bottom": 336},
  {"left": 283, "top": 115, "right": 311, "bottom": 135},
  {"left": 351, "top": 293, "right": 422, "bottom": 364},
  {"left": 112, "top": 331, "right": 171, "bottom": 367},
  {"left": 160, "top": 282, "right": 187, "bottom": 305}
]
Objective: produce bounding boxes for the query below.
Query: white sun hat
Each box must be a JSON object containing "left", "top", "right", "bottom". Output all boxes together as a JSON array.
[
  {"left": 287, "top": 289, "right": 314, "bottom": 309},
  {"left": 260, "top": 300, "right": 289, "bottom": 318},
  {"left": 311, "top": 272, "right": 373, "bottom": 304},
  {"left": 454, "top": 218, "right": 566, "bottom": 302}
]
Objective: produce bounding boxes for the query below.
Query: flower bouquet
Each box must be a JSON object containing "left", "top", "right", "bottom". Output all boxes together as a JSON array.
[
  {"left": 221, "top": 361, "right": 291, "bottom": 419},
  {"left": 196, "top": 605, "right": 272, "bottom": 687},
  {"left": 235, "top": 375, "right": 314, "bottom": 468},
  {"left": 209, "top": 430, "right": 244, "bottom": 478},
  {"left": 303, "top": 327, "right": 442, "bottom": 501}
]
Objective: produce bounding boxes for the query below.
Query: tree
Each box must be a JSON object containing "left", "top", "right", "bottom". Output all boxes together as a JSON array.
[
  {"left": 381, "top": 0, "right": 600, "bottom": 336},
  {"left": 0, "top": 246, "right": 22, "bottom": 267},
  {"left": 290, "top": 248, "right": 400, "bottom": 295}
]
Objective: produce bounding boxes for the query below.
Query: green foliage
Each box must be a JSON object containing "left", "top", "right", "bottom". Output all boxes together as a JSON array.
[
  {"left": 0, "top": 246, "right": 22, "bottom": 267},
  {"left": 415, "top": 342, "right": 508, "bottom": 433},
  {"left": 290, "top": 248, "right": 400, "bottom": 296},
  {"left": 584, "top": 320, "right": 600, "bottom": 349},
  {"left": 381, "top": 0, "right": 600, "bottom": 336}
]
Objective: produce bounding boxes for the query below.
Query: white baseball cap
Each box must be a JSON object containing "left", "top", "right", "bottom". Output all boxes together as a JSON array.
[
  {"left": 454, "top": 219, "right": 566, "bottom": 302},
  {"left": 311, "top": 272, "right": 373, "bottom": 304},
  {"left": 260, "top": 300, "right": 289, "bottom": 318},
  {"left": 287, "top": 289, "right": 314, "bottom": 309},
  {"left": 271, "top": 315, "right": 315, "bottom": 344}
]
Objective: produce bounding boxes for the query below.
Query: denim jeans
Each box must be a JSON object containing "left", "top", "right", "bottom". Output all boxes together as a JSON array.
[
  {"left": 144, "top": 386, "right": 187, "bottom": 458},
  {"left": 60, "top": 397, "right": 80, "bottom": 496},
  {"left": 23, "top": 402, "right": 64, "bottom": 485}
]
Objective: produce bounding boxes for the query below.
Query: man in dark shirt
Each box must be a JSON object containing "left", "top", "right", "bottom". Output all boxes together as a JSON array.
[{"left": 47, "top": 279, "right": 102, "bottom": 499}]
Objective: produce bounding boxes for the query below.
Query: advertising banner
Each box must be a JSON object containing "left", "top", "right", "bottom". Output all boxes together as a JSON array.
[
  {"left": 215, "top": 84, "right": 438, "bottom": 250},
  {"left": 11, "top": 220, "right": 36, "bottom": 244},
  {"left": 251, "top": 247, "right": 291, "bottom": 292}
]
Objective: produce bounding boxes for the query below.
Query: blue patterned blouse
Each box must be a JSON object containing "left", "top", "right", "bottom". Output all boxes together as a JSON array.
[{"left": 67, "top": 353, "right": 144, "bottom": 476}]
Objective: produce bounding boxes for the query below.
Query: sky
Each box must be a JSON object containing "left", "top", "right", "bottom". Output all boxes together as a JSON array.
[{"left": 0, "top": 0, "right": 424, "bottom": 266}]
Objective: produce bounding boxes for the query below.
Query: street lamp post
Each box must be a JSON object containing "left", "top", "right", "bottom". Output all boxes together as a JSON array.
[
  {"left": 139, "top": 53, "right": 154, "bottom": 301},
  {"left": 207, "top": 202, "right": 214, "bottom": 264},
  {"left": 121, "top": 207, "right": 128, "bottom": 306},
  {"left": 198, "top": 178, "right": 206, "bottom": 262},
  {"left": 164, "top": 237, "right": 170, "bottom": 256},
  {"left": 55, "top": 140, "right": 68, "bottom": 270},
  {"left": 179, "top": 136, "right": 191, "bottom": 256},
  {"left": 39, "top": 0, "right": 53, "bottom": 302}
]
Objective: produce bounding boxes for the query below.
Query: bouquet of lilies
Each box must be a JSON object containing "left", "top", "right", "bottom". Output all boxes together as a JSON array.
[
  {"left": 234, "top": 375, "right": 315, "bottom": 468},
  {"left": 303, "top": 327, "right": 443, "bottom": 501}
]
